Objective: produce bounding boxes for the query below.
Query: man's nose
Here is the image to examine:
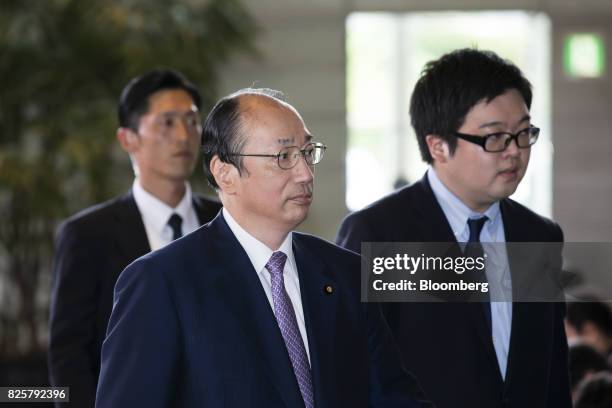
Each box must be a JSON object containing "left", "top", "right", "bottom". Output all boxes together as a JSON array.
[
  {"left": 503, "top": 136, "right": 521, "bottom": 157},
  {"left": 293, "top": 152, "right": 314, "bottom": 183},
  {"left": 173, "top": 119, "right": 192, "bottom": 142}
]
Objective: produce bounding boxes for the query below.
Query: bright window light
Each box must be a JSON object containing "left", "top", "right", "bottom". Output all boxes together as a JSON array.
[{"left": 346, "top": 11, "right": 552, "bottom": 217}]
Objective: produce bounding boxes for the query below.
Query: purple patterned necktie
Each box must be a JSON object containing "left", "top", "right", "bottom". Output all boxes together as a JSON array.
[{"left": 266, "top": 251, "right": 314, "bottom": 408}]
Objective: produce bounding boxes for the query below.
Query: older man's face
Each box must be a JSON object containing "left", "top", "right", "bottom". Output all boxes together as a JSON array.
[{"left": 232, "top": 98, "right": 314, "bottom": 233}]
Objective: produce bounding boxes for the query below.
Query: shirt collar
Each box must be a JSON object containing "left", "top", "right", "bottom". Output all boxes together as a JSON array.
[
  {"left": 427, "top": 167, "right": 501, "bottom": 238},
  {"left": 132, "top": 179, "right": 193, "bottom": 235},
  {"left": 222, "top": 208, "right": 295, "bottom": 275}
]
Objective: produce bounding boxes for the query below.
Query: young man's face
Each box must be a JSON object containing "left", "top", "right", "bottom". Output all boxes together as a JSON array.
[
  {"left": 131, "top": 88, "right": 201, "bottom": 184},
  {"left": 438, "top": 89, "right": 532, "bottom": 211}
]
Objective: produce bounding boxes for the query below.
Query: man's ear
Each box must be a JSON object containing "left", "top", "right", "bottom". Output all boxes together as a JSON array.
[
  {"left": 210, "top": 155, "right": 238, "bottom": 194},
  {"left": 425, "top": 134, "right": 451, "bottom": 164},
  {"left": 117, "top": 127, "right": 139, "bottom": 154}
]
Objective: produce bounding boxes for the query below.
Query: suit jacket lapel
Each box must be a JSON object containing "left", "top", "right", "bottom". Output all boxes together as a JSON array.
[
  {"left": 419, "top": 175, "right": 500, "bottom": 373},
  {"left": 500, "top": 199, "right": 538, "bottom": 303},
  {"left": 293, "top": 235, "right": 338, "bottom": 408},
  {"left": 500, "top": 199, "right": 529, "bottom": 388},
  {"left": 209, "top": 215, "right": 305, "bottom": 408},
  {"left": 112, "top": 191, "right": 150, "bottom": 261}
]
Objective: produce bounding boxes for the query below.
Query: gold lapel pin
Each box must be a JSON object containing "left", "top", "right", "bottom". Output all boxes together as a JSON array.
[{"left": 324, "top": 285, "right": 333, "bottom": 295}]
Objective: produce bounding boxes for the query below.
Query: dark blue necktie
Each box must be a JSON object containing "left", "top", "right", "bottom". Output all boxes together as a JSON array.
[
  {"left": 466, "top": 217, "right": 491, "bottom": 331},
  {"left": 168, "top": 213, "right": 183, "bottom": 241}
]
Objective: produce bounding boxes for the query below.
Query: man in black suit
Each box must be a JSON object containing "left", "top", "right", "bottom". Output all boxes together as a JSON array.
[
  {"left": 48, "top": 69, "right": 221, "bottom": 407},
  {"left": 95, "top": 88, "right": 431, "bottom": 407},
  {"left": 337, "top": 49, "right": 571, "bottom": 408}
]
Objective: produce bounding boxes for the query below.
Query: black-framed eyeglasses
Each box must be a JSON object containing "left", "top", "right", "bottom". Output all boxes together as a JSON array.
[
  {"left": 228, "top": 142, "right": 327, "bottom": 170},
  {"left": 454, "top": 125, "right": 540, "bottom": 153}
]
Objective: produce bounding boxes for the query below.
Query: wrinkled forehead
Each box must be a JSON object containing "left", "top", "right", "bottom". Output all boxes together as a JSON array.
[{"left": 238, "top": 94, "right": 311, "bottom": 147}]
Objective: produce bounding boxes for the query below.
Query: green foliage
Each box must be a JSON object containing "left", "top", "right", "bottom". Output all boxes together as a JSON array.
[{"left": 0, "top": 0, "right": 257, "bottom": 355}]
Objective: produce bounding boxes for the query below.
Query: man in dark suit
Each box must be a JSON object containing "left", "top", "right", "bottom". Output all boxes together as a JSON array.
[
  {"left": 48, "top": 69, "right": 221, "bottom": 407},
  {"left": 95, "top": 88, "right": 432, "bottom": 407},
  {"left": 337, "top": 49, "right": 571, "bottom": 408}
]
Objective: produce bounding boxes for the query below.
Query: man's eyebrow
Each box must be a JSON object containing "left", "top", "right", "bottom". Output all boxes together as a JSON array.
[
  {"left": 478, "top": 115, "right": 531, "bottom": 130},
  {"left": 159, "top": 110, "right": 197, "bottom": 116},
  {"left": 277, "top": 138, "right": 293, "bottom": 145},
  {"left": 478, "top": 121, "right": 503, "bottom": 129},
  {"left": 517, "top": 114, "right": 531, "bottom": 125},
  {"left": 277, "top": 134, "right": 313, "bottom": 145}
]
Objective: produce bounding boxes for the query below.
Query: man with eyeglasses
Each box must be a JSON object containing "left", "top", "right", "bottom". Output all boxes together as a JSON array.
[
  {"left": 95, "top": 88, "right": 432, "bottom": 407},
  {"left": 49, "top": 69, "right": 221, "bottom": 407},
  {"left": 337, "top": 49, "right": 571, "bottom": 408}
]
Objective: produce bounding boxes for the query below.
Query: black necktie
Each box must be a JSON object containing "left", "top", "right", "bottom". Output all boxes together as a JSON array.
[
  {"left": 168, "top": 213, "right": 183, "bottom": 241},
  {"left": 466, "top": 217, "right": 491, "bottom": 331}
]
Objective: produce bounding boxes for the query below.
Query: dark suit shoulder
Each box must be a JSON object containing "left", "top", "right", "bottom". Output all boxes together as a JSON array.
[
  {"left": 336, "top": 183, "right": 428, "bottom": 252},
  {"left": 502, "top": 197, "right": 558, "bottom": 227},
  {"left": 501, "top": 198, "right": 564, "bottom": 242},
  {"left": 341, "top": 181, "right": 428, "bottom": 230},
  {"left": 57, "top": 193, "right": 133, "bottom": 239},
  {"left": 294, "top": 232, "right": 360, "bottom": 264}
]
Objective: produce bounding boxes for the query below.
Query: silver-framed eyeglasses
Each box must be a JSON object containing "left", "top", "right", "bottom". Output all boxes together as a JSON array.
[
  {"left": 454, "top": 125, "right": 539, "bottom": 153},
  {"left": 228, "top": 142, "right": 327, "bottom": 170}
]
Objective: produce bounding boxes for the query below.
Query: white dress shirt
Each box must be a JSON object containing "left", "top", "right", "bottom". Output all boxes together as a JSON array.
[
  {"left": 222, "top": 208, "right": 311, "bottom": 363},
  {"left": 132, "top": 179, "right": 200, "bottom": 251},
  {"left": 428, "top": 167, "right": 513, "bottom": 379}
]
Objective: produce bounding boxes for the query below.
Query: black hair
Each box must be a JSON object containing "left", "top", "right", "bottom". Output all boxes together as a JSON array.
[
  {"left": 201, "top": 88, "right": 286, "bottom": 189},
  {"left": 569, "top": 343, "right": 611, "bottom": 391},
  {"left": 118, "top": 68, "right": 201, "bottom": 131},
  {"left": 409, "top": 48, "right": 532, "bottom": 163},
  {"left": 567, "top": 300, "right": 612, "bottom": 338},
  {"left": 574, "top": 372, "right": 612, "bottom": 408}
]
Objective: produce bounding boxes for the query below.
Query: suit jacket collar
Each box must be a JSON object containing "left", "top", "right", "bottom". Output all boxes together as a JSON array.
[
  {"left": 206, "top": 214, "right": 337, "bottom": 407},
  {"left": 499, "top": 199, "right": 527, "bottom": 243}
]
